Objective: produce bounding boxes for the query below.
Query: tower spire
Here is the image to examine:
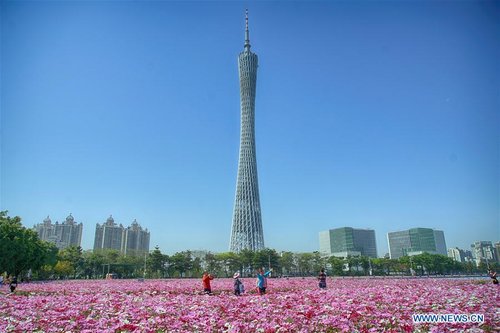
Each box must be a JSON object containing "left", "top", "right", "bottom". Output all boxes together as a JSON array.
[{"left": 244, "top": 9, "right": 251, "bottom": 52}]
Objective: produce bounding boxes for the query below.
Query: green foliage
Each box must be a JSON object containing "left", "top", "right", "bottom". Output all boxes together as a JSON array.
[
  {"left": 0, "top": 211, "right": 55, "bottom": 277},
  {"left": 58, "top": 246, "right": 84, "bottom": 278},
  {"left": 253, "top": 249, "right": 280, "bottom": 272},
  {"left": 170, "top": 251, "right": 194, "bottom": 277},
  {"left": 148, "top": 246, "right": 168, "bottom": 278},
  {"left": 394, "top": 252, "right": 490, "bottom": 276},
  {"left": 82, "top": 250, "right": 106, "bottom": 279},
  {"left": 201, "top": 249, "right": 281, "bottom": 278},
  {"left": 204, "top": 252, "right": 221, "bottom": 275},
  {"left": 238, "top": 249, "right": 255, "bottom": 275},
  {"left": 328, "top": 256, "right": 345, "bottom": 276},
  {"left": 215, "top": 252, "right": 241, "bottom": 277},
  {"left": 296, "top": 253, "right": 316, "bottom": 275},
  {"left": 83, "top": 249, "right": 145, "bottom": 279},
  {"left": 279, "top": 251, "right": 296, "bottom": 276},
  {"left": 54, "top": 260, "right": 74, "bottom": 278}
]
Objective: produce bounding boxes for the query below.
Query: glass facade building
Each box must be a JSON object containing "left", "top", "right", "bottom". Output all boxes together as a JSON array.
[
  {"left": 387, "top": 228, "right": 447, "bottom": 259},
  {"left": 319, "top": 227, "right": 377, "bottom": 258}
]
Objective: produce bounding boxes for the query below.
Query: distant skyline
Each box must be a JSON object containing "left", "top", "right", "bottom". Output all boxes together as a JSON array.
[{"left": 1, "top": 1, "right": 499, "bottom": 256}]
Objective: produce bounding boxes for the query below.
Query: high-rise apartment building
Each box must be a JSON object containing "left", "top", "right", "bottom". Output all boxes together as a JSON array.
[
  {"left": 94, "top": 215, "right": 149, "bottom": 256},
  {"left": 230, "top": 10, "right": 265, "bottom": 252},
  {"left": 387, "top": 228, "right": 447, "bottom": 259},
  {"left": 470, "top": 241, "right": 497, "bottom": 266},
  {"left": 319, "top": 227, "right": 377, "bottom": 258},
  {"left": 94, "top": 215, "right": 123, "bottom": 251},
  {"left": 34, "top": 214, "right": 83, "bottom": 249},
  {"left": 447, "top": 247, "right": 473, "bottom": 263},
  {"left": 122, "top": 219, "right": 150, "bottom": 256}
]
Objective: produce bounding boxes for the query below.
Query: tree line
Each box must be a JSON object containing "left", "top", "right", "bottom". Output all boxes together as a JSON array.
[{"left": 1, "top": 211, "right": 497, "bottom": 280}]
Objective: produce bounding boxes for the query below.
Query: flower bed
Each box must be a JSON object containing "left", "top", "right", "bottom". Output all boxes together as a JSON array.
[{"left": 0, "top": 277, "right": 497, "bottom": 332}]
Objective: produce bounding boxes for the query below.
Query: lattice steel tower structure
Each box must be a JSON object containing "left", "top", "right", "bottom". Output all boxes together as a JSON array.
[{"left": 229, "top": 10, "right": 265, "bottom": 252}]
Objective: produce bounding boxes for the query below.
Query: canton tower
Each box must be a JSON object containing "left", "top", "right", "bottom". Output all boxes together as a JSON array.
[{"left": 229, "top": 10, "right": 265, "bottom": 252}]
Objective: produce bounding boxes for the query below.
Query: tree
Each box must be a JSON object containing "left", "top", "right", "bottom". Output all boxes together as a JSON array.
[
  {"left": 253, "top": 249, "right": 280, "bottom": 273},
  {"left": 54, "top": 261, "right": 74, "bottom": 279},
  {"left": 204, "top": 252, "right": 221, "bottom": 275},
  {"left": 58, "top": 246, "right": 84, "bottom": 278},
  {"left": 359, "top": 256, "right": 371, "bottom": 275},
  {"left": 82, "top": 250, "right": 106, "bottom": 279},
  {"left": 216, "top": 252, "right": 241, "bottom": 277},
  {"left": 328, "top": 256, "right": 344, "bottom": 276},
  {"left": 238, "top": 249, "right": 255, "bottom": 276},
  {"left": 92, "top": 249, "right": 122, "bottom": 277},
  {"left": 345, "top": 256, "right": 363, "bottom": 275},
  {"left": 297, "top": 253, "right": 314, "bottom": 276},
  {"left": 279, "top": 251, "right": 296, "bottom": 276},
  {"left": 41, "top": 242, "right": 59, "bottom": 268},
  {"left": 148, "top": 246, "right": 167, "bottom": 278},
  {"left": 115, "top": 254, "right": 143, "bottom": 278},
  {"left": 0, "top": 211, "right": 52, "bottom": 277},
  {"left": 310, "top": 252, "right": 323, "bottom": 274},
  {"left": 398, "top": 256, "right": 412, "bottom": 275},
  {"left": 191, "top": 257, "right": 202, "bottom": 277},
  {"left": 170, "top": 251, "right": 193, "bottom": 277}
]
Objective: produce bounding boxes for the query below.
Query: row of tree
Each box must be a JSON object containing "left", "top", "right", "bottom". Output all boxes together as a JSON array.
[
  {"left": 1, "top": 211, "right": 498, "bottom": 280},
  {"left": 0, "top": 211, "right": 59, "bottom": 278}
]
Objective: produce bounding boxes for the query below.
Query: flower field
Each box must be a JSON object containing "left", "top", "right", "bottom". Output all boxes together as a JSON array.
[{"left": 0, "top": 277, "right": 498, "bottom": 332}]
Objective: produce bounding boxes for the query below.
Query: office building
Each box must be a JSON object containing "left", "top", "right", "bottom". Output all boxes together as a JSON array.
[
  {"left": 319, "top": 227, "right": 377, "bottom": 258},
  {"left": 387, "top": 228, "right": 447, "bottom": 259}
]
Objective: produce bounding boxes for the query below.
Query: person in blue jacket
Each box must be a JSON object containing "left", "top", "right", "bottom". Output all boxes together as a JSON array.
[{"left": 256, "top": 267, "right": 272, "bottom": 295}]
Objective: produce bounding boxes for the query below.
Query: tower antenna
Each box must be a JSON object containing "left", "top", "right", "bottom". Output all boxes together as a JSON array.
[{"left": 244, "top": 9, "right": 251, "bottom": 51}]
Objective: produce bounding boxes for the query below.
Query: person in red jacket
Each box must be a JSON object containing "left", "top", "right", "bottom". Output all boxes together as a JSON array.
[{"left": 202, "top": 271, "right": 214, "bottom": 294}]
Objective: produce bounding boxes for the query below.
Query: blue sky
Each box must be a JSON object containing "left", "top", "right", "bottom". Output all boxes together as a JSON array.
[{"left": 1, "top": 1, "right": 499, "bottom": 256}]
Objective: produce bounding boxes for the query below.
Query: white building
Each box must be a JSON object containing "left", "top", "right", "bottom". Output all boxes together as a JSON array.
[
  {"left": 447, "top": 247, "right": 472, "bottom": 263},
  {"left": 471, "top": 241, "right": 497, "bottom": 266}
]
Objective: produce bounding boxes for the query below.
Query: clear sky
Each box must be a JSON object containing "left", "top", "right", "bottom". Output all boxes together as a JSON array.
[{"left": 1, "top": 1, "right": 499, "bottom": 256}]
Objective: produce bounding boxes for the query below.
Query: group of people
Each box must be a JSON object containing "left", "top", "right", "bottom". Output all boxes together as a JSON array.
[
  {"left": 202, "top": 267, "right": 274, "bottom": 296},
  {"left": 202, "top": 268, "right": 329, "bottom": 295},
  {"left": 0, "top": 275, "right": 18, "bottom": 293}
]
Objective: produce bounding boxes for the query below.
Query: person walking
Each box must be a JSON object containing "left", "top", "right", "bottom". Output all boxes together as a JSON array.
[
  {"left": 256, "top": 268, "right": 272, "bottom": 295},
  {"left": 233, "top": 272, "right": 244, "bottom": 295},
  {"left": 318, "top": 268, "right": 327, "bottom": 289},
  {"left": 202, "top": 271, "right": 214, "bottom": 294}
]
